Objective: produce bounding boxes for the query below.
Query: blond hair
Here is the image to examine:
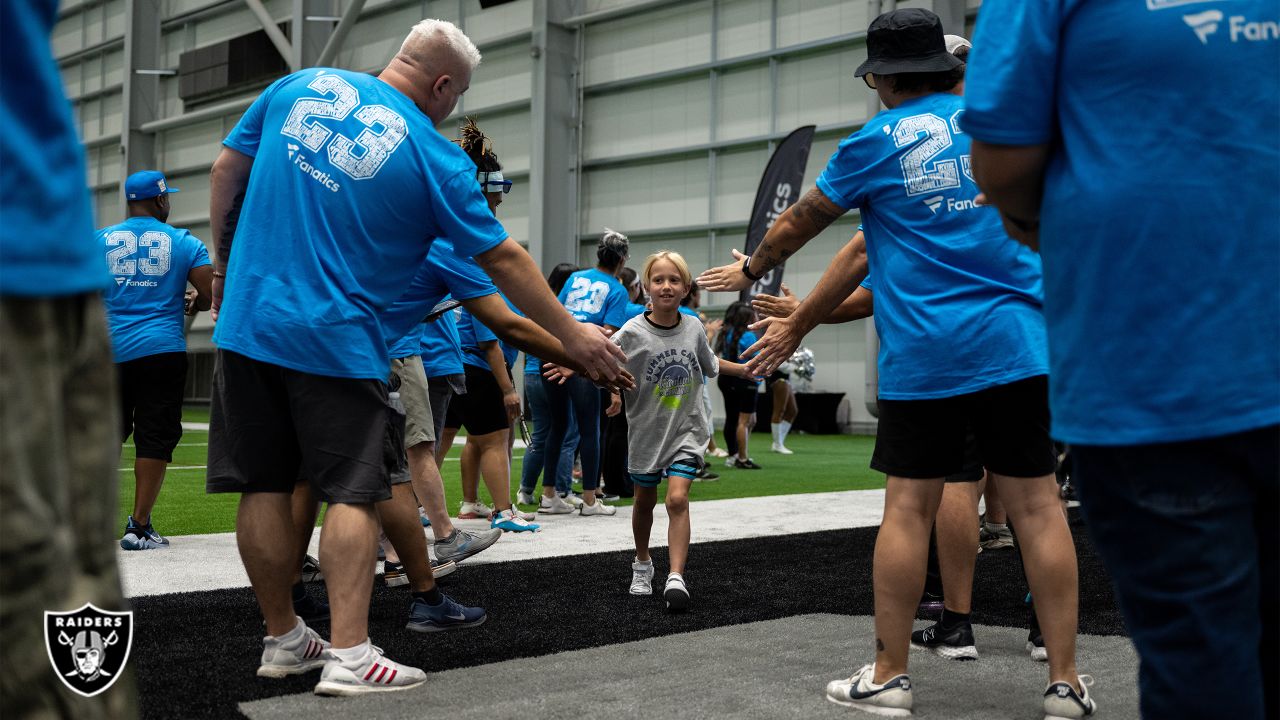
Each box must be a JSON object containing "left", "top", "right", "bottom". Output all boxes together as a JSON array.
[
  {"left": 641, "top": 250, "right": 692, "bottom": 288},
  {"left": 399, "top": 19, "right": 482, "bottom": 71}
]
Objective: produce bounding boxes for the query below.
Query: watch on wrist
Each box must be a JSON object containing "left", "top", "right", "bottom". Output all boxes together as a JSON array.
[{"left": 741, "top": 256, "right": 763, "bottom": 282}]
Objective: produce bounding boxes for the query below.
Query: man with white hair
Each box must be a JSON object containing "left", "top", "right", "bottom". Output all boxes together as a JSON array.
[{"left": 206, "top": 19, "right": 627, "bottom": 695}]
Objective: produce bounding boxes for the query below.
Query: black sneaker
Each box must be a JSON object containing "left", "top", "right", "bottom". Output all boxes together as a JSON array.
[
  {"left": 911, "top": 619, "right": 978, "bottom": 660},
  {"left": 737, "top": 458, "right": 763, "bottom": 470},
  {"left": 291, "top": 582, "right": 329, "bottom": 623},
  {"left": 383, "top": 560, "right": 408, "bottom": 587},
  {"left": 301, "top": 554, "right": 323, "bottom": 583},
  {"left": 693, "top": 468, "right": 720, "bottom": 482},
  {"left": 918, "top": 591, "right": 945, "bottom": 615}
]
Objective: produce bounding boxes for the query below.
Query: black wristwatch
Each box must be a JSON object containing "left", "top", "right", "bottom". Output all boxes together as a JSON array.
[{"left": 741, "top": 256, "right": 763, "bottom": 282}]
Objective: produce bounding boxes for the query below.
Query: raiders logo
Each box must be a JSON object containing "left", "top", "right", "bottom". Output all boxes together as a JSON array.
[{"left": 44, "top": 604, "right": 134, "bottom": 698}]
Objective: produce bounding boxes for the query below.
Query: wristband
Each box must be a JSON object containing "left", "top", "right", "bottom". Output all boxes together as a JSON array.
[{"left": 741, "top": 256, "right": 763, "bottom": 282}]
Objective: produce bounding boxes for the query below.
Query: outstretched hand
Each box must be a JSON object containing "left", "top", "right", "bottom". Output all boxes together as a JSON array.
[
  {"left": 606, "top": 393, "right": 622, "bottom": 417},
  {"left": 696, "top": 248, "right": 753, "bottom": 293},
  {"left": 743, "top": 315, "right": 805, "bottom": 376},
  {"left": 752, "top": 283, "right": 798, "bottom": 319},
  {"left": 562, "top": 322, "right": 627, "bottom": 382}
]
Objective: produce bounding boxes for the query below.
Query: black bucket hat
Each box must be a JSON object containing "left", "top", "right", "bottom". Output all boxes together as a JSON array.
[{"left": 855, "top": 8, "right": 962, "bottom": 78}]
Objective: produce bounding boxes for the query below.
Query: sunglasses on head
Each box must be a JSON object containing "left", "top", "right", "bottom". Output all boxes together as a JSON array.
[{"left": 483, "top": 179, "right": 513, "bottom": 194}]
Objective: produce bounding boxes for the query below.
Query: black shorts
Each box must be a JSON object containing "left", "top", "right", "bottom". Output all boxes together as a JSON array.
[
  {"left": 118, "top": 352, "right": 187, "bottom": 461},
  {"left": 385, "top": 390, "right": 410, "bottom": 486},
  {"left": 872, "top": 375, "right": 1055, "bottom": 480},
  {"left": 427, "top": 374, "right": 459, "bottom": 444},
  {"left": 206, "top": 350, "right": 394, "bottom": 504},
  {"left": 944, "top": 430, "right": 985, "bottom": 483},
  {"left": 766, "top": 370, "right": 790, "bottom": 389},
  {"left": 719, "top": 376, "right": 759, "bottom": 414},
  {"left": 444, "top": 364, "right": 510, "bottom": 436}
]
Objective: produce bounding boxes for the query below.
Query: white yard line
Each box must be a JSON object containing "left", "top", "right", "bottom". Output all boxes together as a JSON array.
[{"left": 119, "top": 489, "right": 886, "bottom": 598}]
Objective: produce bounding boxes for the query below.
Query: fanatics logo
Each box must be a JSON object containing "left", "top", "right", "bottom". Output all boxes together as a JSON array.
[
  {"left": 44, "top": 604, "right": 134, "bottom": 698},
  {"left": 115, "top": 277, "right": 126, "bottom": 286},
  {"left": 287, "top": 143, "right": 299, "bottom": 159},
  {"left": 923, "top": 196, "right": 944, "bottom": 214},
  {"left": 1183, "top": 10, "right": 1224, "bottom": 43}
]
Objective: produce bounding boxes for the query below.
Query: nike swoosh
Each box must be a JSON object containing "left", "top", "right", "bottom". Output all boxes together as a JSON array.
[{"left": 446, "top": 613, "right": 466, "bottom": 621}]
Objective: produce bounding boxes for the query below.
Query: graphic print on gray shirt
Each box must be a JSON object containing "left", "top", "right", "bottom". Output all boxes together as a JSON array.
[{"left": 612, "top": 313, "right": 720, "bottom": 475}]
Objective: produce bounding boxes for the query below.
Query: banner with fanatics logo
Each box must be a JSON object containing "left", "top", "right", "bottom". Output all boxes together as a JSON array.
[{"left": 739, "top": 125, "right": 816, "bottom": 303}]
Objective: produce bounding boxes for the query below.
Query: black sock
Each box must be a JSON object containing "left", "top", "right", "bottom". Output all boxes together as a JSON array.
[
  {"left": 413, "top": 587, "right": 443, "bottom": 606},
  {"left": 441, "top": 529, "right": 459, "bottom": 544},
  {"left": 941, "top": 608, "right": 970, "bottom": 627}
]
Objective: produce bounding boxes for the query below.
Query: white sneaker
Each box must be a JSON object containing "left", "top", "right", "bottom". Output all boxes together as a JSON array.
[
  {"left": 724, "top": 456, "right": 738, "bottom": 468},
  {"left": 630, "top": 559, "right": 654, "bottom": 595},
  {"left": 580, "top": 499, "right": 617, "bottom": 516},
  {"left": 663, "top": 573, "right": 690, "bottom": 612},
  {"left": 771, "top": 442, "right": 794, "bottom": 455},
  {"left": 825, "top": 663, "right": 913, "bottom": 717},
  {"left": 313, "top": 643, "right": 427, "bottom": 696},
  {"left": 709, "top": 448, "right": 729, "bottom": 458},
  {"left": 538, "top": 495, "right": 575, "bottom": 514},
  {"left": 562, "top": 492, "right": 584, "bottom": 507},
  {"left": 515, "top": 489, "right": 537, "bottom": 506},
  {"left": 1043, "top": 675, "right": 1096, "bottom": 720},
  {"left": 257, "top": 617, "right": 332, "bottom": 678},
  {"left": 458, "top": 500, "right": 493, "bottom": 520}
]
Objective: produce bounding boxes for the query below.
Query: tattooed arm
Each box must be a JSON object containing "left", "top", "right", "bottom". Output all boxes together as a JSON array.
[
  {"left": 208, "top": 147, "right": 254, "bottom": 321},
  {"left": 696, "top": 187, "right": 848, "bottom": 292}
]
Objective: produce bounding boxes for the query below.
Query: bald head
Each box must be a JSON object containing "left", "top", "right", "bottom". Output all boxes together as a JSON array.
[{"left": 381, "top": 19, "right": 481, "bottom": 124}]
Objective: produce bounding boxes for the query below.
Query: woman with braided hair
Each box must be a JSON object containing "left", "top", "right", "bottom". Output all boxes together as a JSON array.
[{"left": 435, "top": 118, "right": 539, "bottom": 531}]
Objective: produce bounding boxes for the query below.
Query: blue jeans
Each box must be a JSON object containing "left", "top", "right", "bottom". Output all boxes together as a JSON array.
[
  {"left": 1074, "top": 425, "right": 1278, "bottom": 720},
  {"left": 542, "top": 375, "right": 600, "bottom": 491},
  {"left": 519, "top": 373, "right": 575, "bottom": 495}
]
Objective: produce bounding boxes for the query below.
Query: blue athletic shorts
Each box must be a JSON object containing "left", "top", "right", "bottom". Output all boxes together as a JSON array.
[{"left": 629, "top": 455, "right": 703, "bottom": 488}]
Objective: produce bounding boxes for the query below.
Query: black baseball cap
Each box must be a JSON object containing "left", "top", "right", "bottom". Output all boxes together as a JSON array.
[{"left": 855, "top": 8, "right": 962, "bottom": 78}]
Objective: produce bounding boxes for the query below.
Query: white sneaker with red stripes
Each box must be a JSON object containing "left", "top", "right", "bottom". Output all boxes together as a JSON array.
[
  {"left": 313, "top": 642, "right": 427, "bottom": 696},
  {"left": 257, "top": 617, "right": 332, "bottom": 678}
]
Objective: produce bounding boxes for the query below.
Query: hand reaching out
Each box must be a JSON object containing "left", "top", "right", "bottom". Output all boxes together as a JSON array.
[
  {"left": 695, "top": 248, "right": 754, "bottom": 293},
  {"left": 752, "top": 283, "right": 799, "bottom": 319}
]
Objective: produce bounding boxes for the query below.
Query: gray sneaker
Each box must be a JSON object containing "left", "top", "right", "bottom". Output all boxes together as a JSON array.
[{"left": 434, "top": 528, "right": 501, "bottom": 564}]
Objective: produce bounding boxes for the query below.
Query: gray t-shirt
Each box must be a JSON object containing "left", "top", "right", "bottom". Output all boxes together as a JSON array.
[{"left": 612, "top": 313, "right": 720, "bottom": 475}]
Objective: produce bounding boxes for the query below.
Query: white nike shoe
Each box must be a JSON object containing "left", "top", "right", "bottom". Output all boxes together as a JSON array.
[
  {"left": 580, "top": 499, "right": 617, "bottom": 516},
  {"left": 825, "top": 663, "right": 913, "bottom": 716},
  {"left": 457, "top": 500, "right": 493, "bottom": 520},
  {"left": 515, "top": 489, "right": 537, "bottom": 506},
  {"left": 771, "top": 442, "right": 794, "bottom": 455},
  {"left": 538, "top": 494, "right": 575, "bottom": 514}
]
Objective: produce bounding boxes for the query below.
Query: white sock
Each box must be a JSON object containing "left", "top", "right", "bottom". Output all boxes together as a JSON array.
[
  {"left": 779, "top": 420, "right": 792, "bottom": 445},
  {"left": 329, "top": 640, "right": 371, "bottom": 664},
  {"left": 771, "top": 423, "right": 781, "bottom": 444},
  {"left": 275, "top": 616, "right": 306, "bottom": 643},
  {"left": 634, "top": 557, "right": 652, "bottom": 566}
]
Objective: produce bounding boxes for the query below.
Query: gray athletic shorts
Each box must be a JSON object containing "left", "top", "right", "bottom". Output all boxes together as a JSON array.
[
  {"left": 391, "top": 355, "right": 434, "bottom": 448},
  {"left": 427, "top": 373, "right": 464, "bottom": 444}
]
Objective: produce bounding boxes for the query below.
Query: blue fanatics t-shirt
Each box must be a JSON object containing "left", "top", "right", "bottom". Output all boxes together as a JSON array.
[
  {"left": 100, "top": 217, "right": 211, "bottom": 362},
  {"left": 420, "top": 311, "right": 464, "bottom": 377},
  {"left": 816, "top": 92, "right": 1047, "bottom": 400},
  {"left": 384, "top": 238, "right": 498, "bottom": 361},
  {"left": 558, "top": 268, "right": 628, "bottom": 328},
  {"left": 213, "top": 68, "right": 507, "bottom": 379},
  {"left": 623, "top": 301, "right": 647, "bottom": 321},
  {"left": 678, "top": 305, "right": 701, "bottom": 320},
  {"left": 0, "top": 0, "right": 103, "bottom": 296},
  {"left": 965, "top": 0, "right": 1280, "bottom": 445}
]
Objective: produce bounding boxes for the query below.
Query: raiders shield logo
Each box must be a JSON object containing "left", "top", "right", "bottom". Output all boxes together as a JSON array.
[{"left": 44, "top": 604, "right": 133, "bottom": 697}]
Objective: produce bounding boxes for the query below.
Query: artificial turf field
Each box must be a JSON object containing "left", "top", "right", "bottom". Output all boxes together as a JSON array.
[{"left": 117, "top": 406, "right": 885, "bottom": 536}]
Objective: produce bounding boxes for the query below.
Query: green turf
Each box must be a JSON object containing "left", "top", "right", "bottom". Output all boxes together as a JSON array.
[{"left": 118, "top": 406, "right": 884, "bottom": 536}]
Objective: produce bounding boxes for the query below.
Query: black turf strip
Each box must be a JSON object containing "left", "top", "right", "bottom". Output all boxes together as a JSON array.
[{"left": 131, "top": 511, "right": 1122, "bottom": 719}]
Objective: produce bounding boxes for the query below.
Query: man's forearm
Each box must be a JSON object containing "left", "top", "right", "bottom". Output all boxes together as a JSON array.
[
  {"left": 970, "top": 140, "right": 1050, "bottom": 224},
  {"left": 825, "top": 287, "right": 874, "bottom": 324},
  {"left": 746, "top": 187, "right": 847, "bottom": 278},
  {"left": 793, "top": 234, "right": 869, "bottom": 333},
  {"left": 465, "top": 294, "right": 583, "bottom": 373},
  {"left": 475, "top": 239, "right": 578, "bottom": 340}
]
